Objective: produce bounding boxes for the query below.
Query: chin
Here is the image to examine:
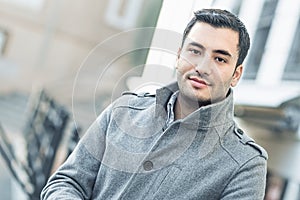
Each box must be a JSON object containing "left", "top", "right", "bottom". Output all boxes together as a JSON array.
[
  {"left": 197, "top": 98, "right": 212, "bottom": 105},
  {"left": 189, "top": 94, "right": 210, "bottom": 104}
]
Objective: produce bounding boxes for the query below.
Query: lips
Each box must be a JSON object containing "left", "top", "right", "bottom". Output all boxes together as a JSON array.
[
  {"left": 188, "top": 76, "right": 210, "bottom": 88},
  {"left": 189, "top": 77, "right": 207, "bottom": 85}
]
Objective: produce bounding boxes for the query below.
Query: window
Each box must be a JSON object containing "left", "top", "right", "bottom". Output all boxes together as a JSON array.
[
  {"left": 244, "top": 0, "right": 279, "bottom": 79},
  {"left": 283, "top": 18, "right": 300, "bottom": 81}
]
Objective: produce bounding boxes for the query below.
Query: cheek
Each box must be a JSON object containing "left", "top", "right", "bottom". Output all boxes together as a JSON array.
[
  {"left": 222, "top": 74, "right": 236, "bottom": 88},
  {"left": 176, "top": 66, "right": 188, "bottom": 84},
  {"left": 215, "top": 67, "right": 234, "bottom": 79},
  {"left": 176, "top": 58, "right": 193, "bottom": 73}
]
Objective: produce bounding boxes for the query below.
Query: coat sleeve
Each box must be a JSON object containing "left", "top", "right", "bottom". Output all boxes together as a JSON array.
[
  {"left": 220, "top": 155, "right": 267, "bottom": 200},
  {"left": 40, "top": 104, "right": 112, "bottom": 200}
]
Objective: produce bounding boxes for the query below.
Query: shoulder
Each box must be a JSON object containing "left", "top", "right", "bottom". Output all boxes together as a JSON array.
[{"left": 221, "top": 125, "right": 268, "bottom": 166}]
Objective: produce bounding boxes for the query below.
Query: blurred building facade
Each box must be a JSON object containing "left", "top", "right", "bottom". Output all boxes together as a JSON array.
[
  {"left": 0, "top": 0, "right": 161, "bottom": 100},
  {"left": 0, "top": 0, "right": 164, "bottom": 129}
]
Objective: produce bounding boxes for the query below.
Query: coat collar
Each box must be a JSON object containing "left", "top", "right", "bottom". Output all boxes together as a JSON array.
[{"left": 155, "top": 82, "right": 235, "bottom": 130}]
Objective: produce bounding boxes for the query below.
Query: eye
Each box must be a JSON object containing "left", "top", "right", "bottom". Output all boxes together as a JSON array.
[
  {"left": 215, "top": 57, "right": 226, "bottom": 63},
  {"left": 188, "top": 49, "right": 201, "bottom": 55}
]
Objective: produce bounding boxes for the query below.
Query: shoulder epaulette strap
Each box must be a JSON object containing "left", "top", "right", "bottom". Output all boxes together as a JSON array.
[
  {"left": 122, "top": 91, "right": 155, "bottom": 97},
  {"left": 234, "top": 127, "right": 268, "bottom": 160},
  {"left": 247, "top": 141, "right": 268, "bottom": 159}
]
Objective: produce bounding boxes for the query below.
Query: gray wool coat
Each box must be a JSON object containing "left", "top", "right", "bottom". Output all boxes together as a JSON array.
[{"left": 41, "top": 83, "right": 268, "bottom": 200}]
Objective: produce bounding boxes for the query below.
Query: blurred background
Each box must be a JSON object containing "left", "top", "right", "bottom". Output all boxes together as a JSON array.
[{"left": 0, "top": 0, "right": 299, "bottom": 199}]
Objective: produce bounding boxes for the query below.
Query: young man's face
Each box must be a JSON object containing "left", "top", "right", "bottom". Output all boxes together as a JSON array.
[{"left": 176, "top": 22, "right": 243, "bottom": 105}]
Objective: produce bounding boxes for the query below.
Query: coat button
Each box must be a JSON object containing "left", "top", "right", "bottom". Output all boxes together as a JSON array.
[
  {"left": 237, "top": 128, "right": 244, "bottom": 135},
  {"left": 143, "top": 160, "right": 153, "bottom": 171}
]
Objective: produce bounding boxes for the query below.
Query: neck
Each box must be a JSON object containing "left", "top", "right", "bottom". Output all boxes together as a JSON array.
[{"left": 175, "top": 93, "right": 209, "bottom": 120}]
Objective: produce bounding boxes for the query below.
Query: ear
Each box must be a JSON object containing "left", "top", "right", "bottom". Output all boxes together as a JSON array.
[{"left": 230, "top": 65, "right": 243, "bottom": 87}]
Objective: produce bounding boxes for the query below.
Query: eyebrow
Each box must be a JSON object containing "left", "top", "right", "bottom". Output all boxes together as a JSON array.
[
  {"left": 188, "top": 41, "right": 233, "bottom": 58},
  {"left": 188, "top": 42, "right": 205, "bottom": 50},
  {"left": 214, "top": 49, "right": 232, "bottom": 58}
]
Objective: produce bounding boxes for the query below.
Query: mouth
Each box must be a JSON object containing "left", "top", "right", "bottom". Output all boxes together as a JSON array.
[{"left": 188, "top": 76, "right": 210, "bottom": 88}]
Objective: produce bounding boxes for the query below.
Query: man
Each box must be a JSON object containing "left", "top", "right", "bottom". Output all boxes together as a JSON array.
[{"left": 41, "top": 9, "right": 268, "bottom": 199}]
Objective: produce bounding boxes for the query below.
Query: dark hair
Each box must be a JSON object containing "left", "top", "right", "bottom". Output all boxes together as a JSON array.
[{"left": 181, "top": 9, "right": 250, "bottom": 67}]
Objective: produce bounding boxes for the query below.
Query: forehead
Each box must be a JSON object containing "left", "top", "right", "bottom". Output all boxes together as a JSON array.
[{"left": 185, "top": 22, "right": 239, "bottom": 54}]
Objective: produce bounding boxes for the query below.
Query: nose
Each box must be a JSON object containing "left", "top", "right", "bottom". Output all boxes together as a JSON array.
[{"left": 194, "top": 54, "right": 212, "bottom": 75}]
